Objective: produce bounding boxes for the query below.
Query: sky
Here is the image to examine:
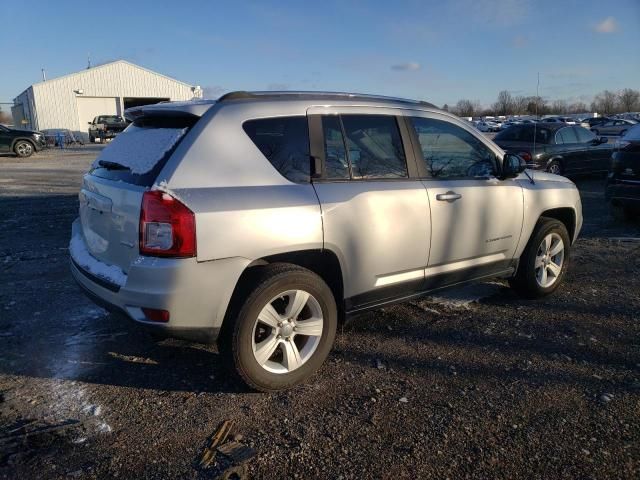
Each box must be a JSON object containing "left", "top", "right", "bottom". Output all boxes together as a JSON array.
[{"left": 1, "top": 0, "right": 639, "bottom": 108}]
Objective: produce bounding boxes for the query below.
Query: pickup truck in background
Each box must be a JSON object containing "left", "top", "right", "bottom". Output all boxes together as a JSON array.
[{"left": 88, "top": 115, "right": 128, "bottom": 143}]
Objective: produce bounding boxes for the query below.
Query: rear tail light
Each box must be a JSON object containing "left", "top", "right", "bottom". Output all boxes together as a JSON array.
[
  {"left": 140, "top": 191, "right": 196, "bottom": 257},
  {"left": 141, "top": 307, "right": 170, "bottom": 323},
  {"left": 518, "top": 151, "right": 532, "bottom": 162}
]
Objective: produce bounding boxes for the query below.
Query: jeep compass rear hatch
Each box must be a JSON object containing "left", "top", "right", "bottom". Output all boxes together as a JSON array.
[{"left": 73, "top": 102, "right": 214, "bottom": 280}]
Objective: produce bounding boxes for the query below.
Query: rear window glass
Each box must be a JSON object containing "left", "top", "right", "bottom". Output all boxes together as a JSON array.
[
  {"left": 243, "top": 117, "right": 310, "bottom": 183},
  {"left": 90, "top": 114, "right": 197, "bottom": 187},
  {"left": 98, "top": 116, "right": 125, "bottom": 124}
]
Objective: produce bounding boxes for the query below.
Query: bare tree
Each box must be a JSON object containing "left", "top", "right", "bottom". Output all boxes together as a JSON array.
[
  {"left": 525, "top": 96, "right": 547, "bottom": 117},
  {"left": 441, "top": 104, "right": 449, "bottom": 112},
  {"left": 567, "top": 102, "right": 588, "bottom": 114},
  {"left": 453, "top": 99, "right": 480, "bottom": 117},
  {"left": 618, "top": 88, "right": 640, "bottom": 112},
  {"left": 513, "top": 96, "right": 528, "bottom": 115},
  {"left": 493, "top": 90, "right": 514, "bottom": 116},
  {"left": 551, "top": 99, "right": 568, "bottom": 114},
  {"left": 591, "top": 90, "right": 618, "bottom": 115}
]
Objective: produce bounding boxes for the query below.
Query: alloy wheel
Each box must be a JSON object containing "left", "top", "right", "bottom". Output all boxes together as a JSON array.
[
  {"left": 251, "top": 289, "right": 323, "bottom": 374},
  {"left": 535, "top": 233, "right": 564, "bottom": 288},
  {"left": 16, "top": 142, "right": 33, "bottom": 156}
]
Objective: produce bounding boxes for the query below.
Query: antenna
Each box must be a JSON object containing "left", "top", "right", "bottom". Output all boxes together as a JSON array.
[
  {"left": 41, "top": 68, "right": 46, "bottom": 82},
  {"left": 533, "top": 72, "right": 539, "bottom": 157},
  {"left": 87, "top": 53, "right": 91, "bottom": 69}
]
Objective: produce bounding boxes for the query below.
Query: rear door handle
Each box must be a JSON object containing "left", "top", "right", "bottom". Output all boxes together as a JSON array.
[{"left": 436, "top": 191, "right": 462, "bottom": 202}]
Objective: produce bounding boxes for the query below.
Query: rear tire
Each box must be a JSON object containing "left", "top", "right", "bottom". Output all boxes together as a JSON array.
[
  {"left": 221, "top": 264, "right": 337, "bottom": 392},
  {"left": 510, "top": 218, "right": 570, "bottom": 299},
  {"left": 14, "top": 140, "right": 34, "bottom": 158},
  {"left": 547, "top": 160, "right": 563, "bottom": 175}
]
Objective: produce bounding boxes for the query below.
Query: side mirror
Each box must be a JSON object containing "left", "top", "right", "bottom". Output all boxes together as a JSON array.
[
  {"left": 88, "top": 122, "right": 92, "bottom": 125},
  {"left": 502, "top": 153, "right": 527, "bottom": 179},
  {"left": 598, "top": 136, "right": 608, "bottom": 144}
]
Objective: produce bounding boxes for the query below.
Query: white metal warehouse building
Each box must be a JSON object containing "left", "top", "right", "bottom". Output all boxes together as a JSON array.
[{"left": 12, "top": 60, "right": 202, "bottom": 138}]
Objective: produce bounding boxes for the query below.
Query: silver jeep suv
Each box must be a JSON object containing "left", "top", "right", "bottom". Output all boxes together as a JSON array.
[{"left": 70, "top": 91, "right": 582, "bottom": 391}]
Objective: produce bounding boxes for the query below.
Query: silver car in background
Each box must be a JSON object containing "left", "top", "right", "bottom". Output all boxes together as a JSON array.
[{"left": 70, "top": 91, "right": 583, "bottom": 391}]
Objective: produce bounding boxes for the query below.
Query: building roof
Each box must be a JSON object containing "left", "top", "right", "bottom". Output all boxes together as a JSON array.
[{"left": 14, "top": 60, "right": 196, "bottom": 99}]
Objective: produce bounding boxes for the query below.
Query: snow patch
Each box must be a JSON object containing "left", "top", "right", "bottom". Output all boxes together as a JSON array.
[
  {"left": 423, "top": 282, "right": 504, "bottom": 310},
  {"left": 69, "top": 233, "right": 126, "bottom": 287},
  {"left": 93, "top": 126, "right": 187, "bottom": 175}
]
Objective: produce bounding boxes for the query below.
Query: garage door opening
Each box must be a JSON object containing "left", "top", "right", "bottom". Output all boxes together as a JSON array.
[{"left": 123, "top": 97, "right": 170, "bottom": 109}]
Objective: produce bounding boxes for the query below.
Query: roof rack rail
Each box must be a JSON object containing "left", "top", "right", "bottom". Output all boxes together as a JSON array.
[{"left": 217, "top": 90, "right": 438, "bottom": 109}]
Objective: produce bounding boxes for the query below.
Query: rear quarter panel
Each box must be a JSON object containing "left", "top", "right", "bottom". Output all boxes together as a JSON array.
[{"left": 161, "top": 101, "right": 323, "bottom": 262}]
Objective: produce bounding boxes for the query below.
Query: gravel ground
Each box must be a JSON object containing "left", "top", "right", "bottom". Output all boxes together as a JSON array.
[{"left": 1, "top": 146, "right": 639, "bottom": 479}]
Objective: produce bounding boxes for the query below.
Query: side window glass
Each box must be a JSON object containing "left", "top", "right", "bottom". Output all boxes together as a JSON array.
[
  {"left": 557, "top": 128, "right": 577, "bottom": 144},
  {"left": 574, "top": 127, "right": 595, "bottom": 143},
  {"left": 321, "top": 116, "right": 350, "bottom": 179},
  {"left": 411, "top": 117, "right": 496, "bottom": 179},
  {"left": 340, "top": 115, "right": 408, "bottom": 179},
  {"left": 243, "top": 116, "right": 310, "bottom": 183}
]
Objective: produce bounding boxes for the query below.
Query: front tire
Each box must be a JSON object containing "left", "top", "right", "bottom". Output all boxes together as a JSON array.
[
  {"left": 223, "top": 264, "right": 337, "bottom": 392},
  {"left": 510, "top": 218, "right": 570, "bottom": 299},
  {"left": 547, "top": 160, "right": 563, "bottom": 175},
  {"left": 14, "top": 140, "right": 34, "bottom": 158}
]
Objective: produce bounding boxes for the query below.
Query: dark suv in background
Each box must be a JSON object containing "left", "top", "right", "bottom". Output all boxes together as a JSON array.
[
  {"left": 0, "top": 124, "right": 47, "bottom": 157},
  {"left": 494, "top": 123, "right": 612, "bottom": 176},
  {"left": 607, "top": 124, "right": 640, "bottom": 220}
]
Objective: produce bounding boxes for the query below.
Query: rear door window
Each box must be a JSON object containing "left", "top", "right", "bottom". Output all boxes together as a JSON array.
[
  {"left": 243, "top": 117, "right": 310, "bottom": 183},
  {"left": 90, "top": 114, "right": 197, "bottom": 187},
  {"left": 340, "top": 115, "right": 408, "bottom": 179},
  {"left": 556, "top": 127, "right": 578, "bottom": 144},
  {"left": 321, "top": 116, "right": 350, "bottom": 179}
]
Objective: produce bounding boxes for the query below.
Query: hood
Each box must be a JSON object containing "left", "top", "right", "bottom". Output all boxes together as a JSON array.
[
  {"left": 10, "top": 128, "right": 42, "bottom": 135},
  {"left": 519, "top": 170, "right": 574, "bottom": 184}
]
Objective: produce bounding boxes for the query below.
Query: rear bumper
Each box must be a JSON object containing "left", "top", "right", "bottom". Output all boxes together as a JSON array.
[{"left": 70, "top": 220, "right": 250, "bottom": 343}]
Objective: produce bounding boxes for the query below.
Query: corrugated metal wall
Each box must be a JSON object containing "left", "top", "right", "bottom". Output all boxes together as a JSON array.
[{"left": 18, "top": 61, "right": 199, "bottom": 134}]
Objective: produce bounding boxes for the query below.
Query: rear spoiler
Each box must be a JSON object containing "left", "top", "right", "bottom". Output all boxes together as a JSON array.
[{"left": 124, "top": 99, "right": 217, "bottom": 122}]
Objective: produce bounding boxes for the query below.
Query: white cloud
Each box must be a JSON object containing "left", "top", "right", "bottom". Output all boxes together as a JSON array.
[
  {"left": 391, "top": 62, "right": 421, "bottom": 71},
  {"left": 594, "top": 17, "right": 618, "bottom": 33}
]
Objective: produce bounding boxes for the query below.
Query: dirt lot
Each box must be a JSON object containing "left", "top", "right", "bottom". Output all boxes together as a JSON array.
[{"left": 1, "top": 146, "right": 639, "bottom": 479}]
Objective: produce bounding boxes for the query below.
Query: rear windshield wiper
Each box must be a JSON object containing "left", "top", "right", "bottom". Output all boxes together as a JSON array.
[{"left": 98, "top": 160, "right": 130, "bottom": 171}]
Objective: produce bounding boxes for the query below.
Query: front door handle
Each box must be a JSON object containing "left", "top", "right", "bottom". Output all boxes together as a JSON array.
[{"left": 436, "top": 191, "right": 462, "bottom": 202}]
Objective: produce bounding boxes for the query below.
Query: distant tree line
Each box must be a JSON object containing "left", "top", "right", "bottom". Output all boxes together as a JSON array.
[
  {"left": 448, "top": 88, "right": 640, "bottom": 118},
  {"left": 0, "top": 106, "right": 12, "bottom": 124}
]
